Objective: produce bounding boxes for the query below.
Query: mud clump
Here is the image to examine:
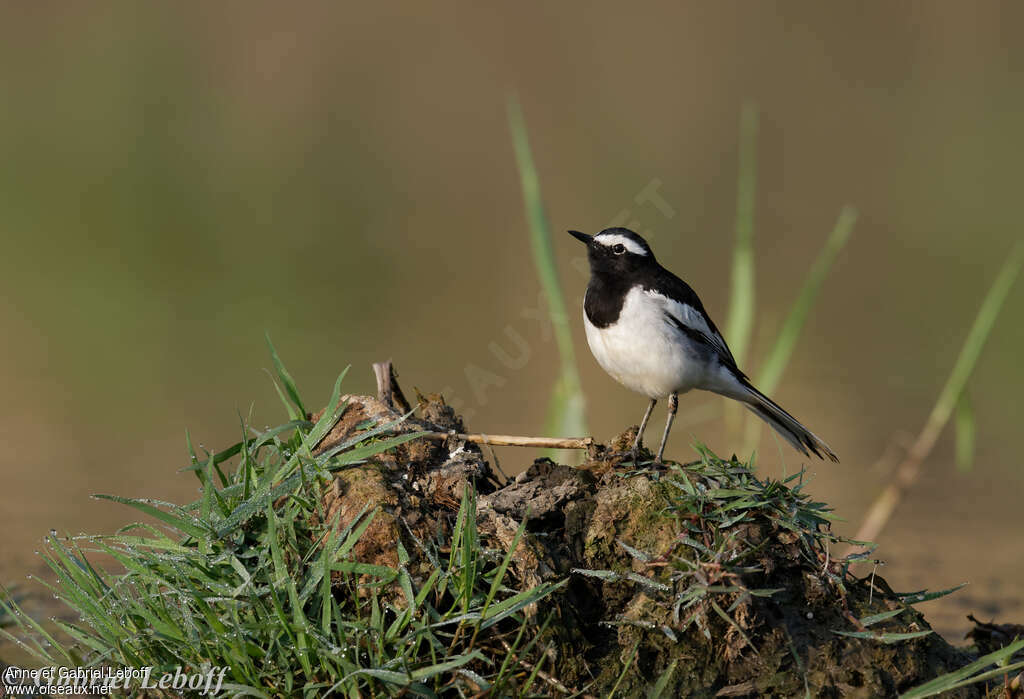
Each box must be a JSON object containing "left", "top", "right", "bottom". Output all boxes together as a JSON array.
[
  {"left": 311, "top": 392, "right": 981, "bottom": 697},
  {"left": 310, "top": 392, "right": 498, "bottom": 579}
]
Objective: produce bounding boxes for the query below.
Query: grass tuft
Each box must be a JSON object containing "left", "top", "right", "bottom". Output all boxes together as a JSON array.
[
  {"left": 0, "top": 350, "right": 564, "bottom": 697},
  {"left": 576, "top": 444, "right": 868, "bottom": 660}
]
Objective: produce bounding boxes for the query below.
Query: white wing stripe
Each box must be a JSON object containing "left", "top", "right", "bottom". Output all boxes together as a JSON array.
[{"left": 644, "top": 290, "right": 731, "bottom": 360}]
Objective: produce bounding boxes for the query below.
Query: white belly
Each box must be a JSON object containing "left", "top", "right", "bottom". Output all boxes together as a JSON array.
[{"left": 584, "top": 287, "right": 708, "bottom": 399}]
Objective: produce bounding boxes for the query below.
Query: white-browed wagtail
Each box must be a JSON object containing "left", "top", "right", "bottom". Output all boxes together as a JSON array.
[{"left": 569, "top": 227, "right": 838, "bottom": 464}]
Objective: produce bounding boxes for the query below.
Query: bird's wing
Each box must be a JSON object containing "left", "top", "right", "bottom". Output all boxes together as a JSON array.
[{"left": 643, "top": 270, "right": 744, "bottom": 378}]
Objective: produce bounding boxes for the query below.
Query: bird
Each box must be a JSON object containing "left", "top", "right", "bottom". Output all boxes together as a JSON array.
[{"left": 569, "top": 227, "right": 838, "bottom": 464}]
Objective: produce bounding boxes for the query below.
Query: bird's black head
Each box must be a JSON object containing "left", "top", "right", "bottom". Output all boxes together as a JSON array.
[{"left": 568, "top": 227, "right": 657, "bottom": 279}]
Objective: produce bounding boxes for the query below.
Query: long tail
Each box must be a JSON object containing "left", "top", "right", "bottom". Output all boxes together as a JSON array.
[{"left": 738, "top": 381, "right": 839, "bottom": 462}]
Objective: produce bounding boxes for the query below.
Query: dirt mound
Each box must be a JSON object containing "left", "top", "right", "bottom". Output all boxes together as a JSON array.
[{"left": 311, "top": 391, "right": 978, "bottom": 697}]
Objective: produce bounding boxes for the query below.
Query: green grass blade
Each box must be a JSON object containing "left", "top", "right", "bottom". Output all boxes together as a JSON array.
[
  {"left": 743, "top": 206, "right": 856, "bottom": 452},
  {"left": 480, "top": 579, "right": 567, "bottom": 630},
  {"left": 900, "top": 637, "right": 1024, "bottom": 698},
  {"left": 711, "top": 600, "right": 757, "bottom": 653},
  {"left": 461, "top": 486, "right": 478, "bottom": 614},
  {"left": 216, "top": 371, "right": 350, "bottom": 537},
  {"left": 919, "top": 242, "right": 1023, "bottom": 453},
  {"left": 326, "top": 432, "right": 426, "bottom": 468},
  {"left": 857, "top": 608, "right": 904, "bottom": 627},
  {"left": 725, "top": 101, "right": 759, "bottom": 369},
  {"left": 482, "top": 515, "right": 528, "bottom": 617},
  {"left": 315, "top": 412, "right": 414, "bottom": 464},
  {"left": 0, "top": 596, "right": 69, "bottom": 665},
  {"left": 198, "top": 450, "right": 217, "bottom": 550},
  {"left": 606, "top": 639, "right": 640, "bottom": 699},
  {"left": 0, "top": 587, "right": 14, "bottom": 628},
  {"left": 852, "top": 242, "right": 1022, "bottom": 548},
  {"left": 92, "top": 495, "right": 209, "bottom": 540},
  {"left": 649, "top": 658, "right": 678, "bottom": 698},
  {"left": 218, "top": 685, "right": 272, "bottom": 699},
  {"left": 409, "top": 652, "right": 486, "bottom": 682},
  {"left": 265, "top": 332, "right": 307, "bottom": 419},
  {"left": 832, "top": 629, "right": 932, "bottom": 643},
  {"left": 293, "top": 366, "right": 349, "bottom": 460},
  {"left": 922, "top": 660, "right": 1024, "bottom": 697},
  {"left": 896, "top": 583, "right": 967, "bottom": 605},
  {"left": 508, "top": 96, "right": 586, "bottom": 455},
  {"left": 954, "top": 392, "right": 975, "bottom": 472},
  {"left": 756, "top": 206, "right": 856, "bottom": 395}
]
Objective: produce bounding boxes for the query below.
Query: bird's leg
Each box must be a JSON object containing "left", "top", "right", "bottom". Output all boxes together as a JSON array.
[
  {"left": 632, "top": 398, "right": 657, "bottom": 462},
  {"left": 654, "top": 393, "right": 678, "bottom": 464}
]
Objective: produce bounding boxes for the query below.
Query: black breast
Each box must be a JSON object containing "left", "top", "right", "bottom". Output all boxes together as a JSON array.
[{"left": 584, "top": 276, "right": 631, "bottom": 328}]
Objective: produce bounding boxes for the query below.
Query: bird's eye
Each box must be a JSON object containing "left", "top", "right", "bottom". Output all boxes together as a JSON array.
[{"left": 612, "top": 244, "right": 626, "bottom": 255}]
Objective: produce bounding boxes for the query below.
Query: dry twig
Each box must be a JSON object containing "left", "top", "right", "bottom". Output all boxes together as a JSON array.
[
  {"left": 418, "top": 431, "right": 593, "bottom": 450},
  {"left": 373, "top": 360, "right": 593, "bottom": 450}
]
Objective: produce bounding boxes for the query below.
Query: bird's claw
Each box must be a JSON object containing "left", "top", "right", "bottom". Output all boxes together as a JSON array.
[
  {"left": 601, "top": 448, "right": 645, "bottom": 466},
  {"left": 603, "top": 449, "right": 636, "bottom": 462}
]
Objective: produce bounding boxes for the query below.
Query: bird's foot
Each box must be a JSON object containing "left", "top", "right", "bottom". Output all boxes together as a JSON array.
[
  {"left": 598, "top": 447, "right": 650, "bottom": 467},
  {"left": 603, "top": 449, "right": 639, "bottom": 463}
]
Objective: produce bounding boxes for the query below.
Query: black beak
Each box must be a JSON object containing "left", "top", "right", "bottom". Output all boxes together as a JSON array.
[{"left": 568, "top": 230, "right": 592, "bottom": 245}]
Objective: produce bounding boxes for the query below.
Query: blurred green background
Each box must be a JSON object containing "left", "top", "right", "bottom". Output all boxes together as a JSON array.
[{"left": 1, "top": 2, "right": 1021, "bottom": 642}]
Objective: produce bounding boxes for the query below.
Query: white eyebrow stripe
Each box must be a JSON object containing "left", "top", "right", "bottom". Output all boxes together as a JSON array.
[{"left": 593, "top": 233, "right": 648, "bottom": 256}]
